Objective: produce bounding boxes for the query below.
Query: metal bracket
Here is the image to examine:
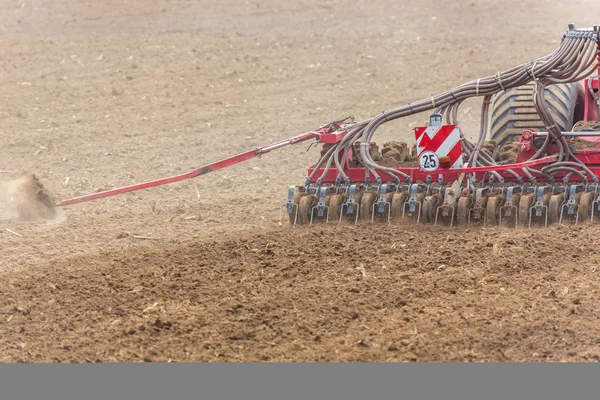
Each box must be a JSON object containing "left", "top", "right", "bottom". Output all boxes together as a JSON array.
[
  {"left": 376, "top": 184, "right": 388, "bottom": 214},
  {"left": 468, "top": 187, "right": 488, "bottom": 225},
  {"left": 499, "top": 186, "right": 521, "bottom": 227},
  {"left": 345, "top": 185, "right": 357, "bottom": 214},
  {"left": 504, "top": 186, "right": 515, "bottom": 216},
  {"left": 279, "top": 186, "right": 299, "bottom": 225},
  {"left": 340, "top": 184, "right": 361, "bottom": 224},
  {"left": 560, "top": 184, "right": 584, "bottom": 224},
  {"left": 402, "top": 184, "right": 422, "bottom": 223},
  {"left": 407, "top": 184, "right": 419, "bottom": 213},
  {"left": 529, "top": 186, "right": 549, "bottom": 228},
  {"left": 310, "top": 187, "right": 329, "bottom": 224},
  {"left": 425, "top": 176, "right": 432, "bottom": 195},
  {"left": 372, "top": 184, "right": 391, "bottom": 222},
  {"left": 567, "top": 185, "right": 579, "bottom": 214},
  {"left": 534, "top": 187, "right": 546, "bottom": 217},
  {"left": 434, "top": 187, "right": 456, "bottom": 226}
]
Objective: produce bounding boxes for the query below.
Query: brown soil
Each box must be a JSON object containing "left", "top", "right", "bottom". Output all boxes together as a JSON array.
[
  {"left": 499, "top": 141, "right": 520, "bottom": 164},
  {"left": 378, "top": 141, "right": 419, "bottom": 168},
  {"left": 3, "top": 223, "right": 600, "bottom": 362},
  {"left": 573, "top": 120, "right": 600, "bottom": 132},
  {"left": 497, "top": 137, "right": 599, "bottom": 165},
  {"left": 2, "top": 0, "right": 600, "bottom": 363},
  {"left": 349, "top": 141, "right": 382, "bottom": 167},
  {"left": 568, "top": 138, "right": 600, "bottom": 150},
  {"left": 378, "top": 156, "right": 419, "bottom": 168}
]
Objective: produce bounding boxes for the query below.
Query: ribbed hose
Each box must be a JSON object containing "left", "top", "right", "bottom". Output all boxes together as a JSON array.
[
  {"left": 358, "top": 38, "right": 575, "bottom": 179},
  {"left": 311, "top": 28, "right": 599, "bottom": 186}
]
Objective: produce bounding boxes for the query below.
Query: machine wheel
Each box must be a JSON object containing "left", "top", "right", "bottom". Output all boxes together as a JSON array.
[
  {"left": 340, "top": 191, "right": 364, "bottom": 223},
  {"left": 548, "top": 193, "right": 565, "bottom": 225},
  {"left": 328, "top": 194, "right": 345, "bottom": 223},
  {"left": 500, "top": 193, "right": 521, "bottom": 227},
  {"left": 390, "top": 192, "right": 409, "bottom": 220},
  {"left": 403, "top": 192, "right": 426, "bottom": 222},
  {"left": 579, "top": 192, "right": 596, "bottom": 223},
  {"left": 360, "top": 192, "right": 376, "bottom": 222},
  {"left": 456, "top": 196, "right": 471, "bottom": 226},
  {"left": 486, "top": 196, "right": 504, "bottom": 226},
  {"left": 372, "top": 192, "right": 395, "bottom": 222},
  {"left": 349, "top": 192, "right": 365, "bottom": 221},
  {"left": 470, "top": 194, "right": 488, "bottom": 224},
  {"left": 488, "top": 82, "right": 585, "bottom": 147},
  {"left": 415, "top": 193, "right": 426, "bottom": 217},
  {"left": 571, "top": 192, "right": 583, "bottom": 223},
  {"left": 310, "top": 194, "right": 333, "bottom": 224},
  {"left": 423, "top": 194, "right": 442, "bottom": 224},
  {"left": 297, "top": 195, "right": 317, "bottom": 225},
  {"left": 518, "top": 194, "right": 535, "bottom": 227},
  {"left": 528, "top": 193, "right": 552, "bottom": 227}
]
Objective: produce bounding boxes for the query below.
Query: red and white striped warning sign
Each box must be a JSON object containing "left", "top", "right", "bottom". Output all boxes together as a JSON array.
[{"left": 413, "top": 123, "right": 463, "bottom": 171}]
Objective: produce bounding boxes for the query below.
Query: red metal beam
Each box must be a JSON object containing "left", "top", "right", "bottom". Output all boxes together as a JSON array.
[
  {"left": 306, "top": 155, "right": 595, "bottom": 184},
  {"left": 57, "top": 131, "right": 321, "bottom": 207}
]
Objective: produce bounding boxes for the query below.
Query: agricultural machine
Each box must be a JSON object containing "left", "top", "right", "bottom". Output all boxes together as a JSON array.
[
  {"left": 279, "top": 24, "right": 600, "bottom": 228},
  {"left": 16, "top": 24, "right": 600, "bottom": 228}
]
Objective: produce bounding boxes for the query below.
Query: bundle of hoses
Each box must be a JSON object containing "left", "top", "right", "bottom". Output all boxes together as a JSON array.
[{"left": 307, "top": 26, "right": 600, "bottom": 188}]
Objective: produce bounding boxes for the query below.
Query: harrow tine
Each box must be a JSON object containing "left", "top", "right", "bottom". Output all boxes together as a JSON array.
[
  {"left": 401, "top": 184, "right": 421, "bottom": 223},
  {"left": 559, "top": 203, "right": 579, "bottom": 225},
  {"left": 371, "top": 184, "right": 392, "bottom": 223},
  {"left": 467, "top": 188, "right": 488, "bottom": 226},
  {"left": 529, "top": 187, "right": 550, "bottom": 228},
  {"left": 280, "top": 203, "right": 299, "bottom": 225},
  {"left": 498, "top": 186, "right": 520, "bottom": 228},
  {"left": 309, "top": 187, "right": 329, "bottom": 224},
  {"left": 280, "top": 186, "right": 299, "bottom": 225},
  {"left": 559, "top": 185, "right": 581, "bottom": 225},
  {"left": 402, "top": 201, "right": 421, "bottom": 223},
  {"left": 499, "top": 205, "right": 518, "bottom": 228},
  {"left": 434, "top": 186, "right": 457, "bottom": 227},
  {"left": 529, "top": 205, "right": 548, "bottom": 228},
  {"left": 434, "top": 205, "right": 455, "bottom": 227},
  {"left": 310, "top": 205, "right": 329, "bottom": 224},
  {"left": 468, "top": 206, "right": 486, "bottom": 226},
  {"left": 338, "top": 184, "right": 360, "bottom": 224},
  {"left": 371, "top": 202, "right": 392, "bottom": 223},
  {"left": 339, "top": 201, "right": 358, "bottom": 224}
]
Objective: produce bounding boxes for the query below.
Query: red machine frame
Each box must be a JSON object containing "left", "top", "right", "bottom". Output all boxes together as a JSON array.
[{"left": 56, "top": 77, "right": 600, "bottom": 207}]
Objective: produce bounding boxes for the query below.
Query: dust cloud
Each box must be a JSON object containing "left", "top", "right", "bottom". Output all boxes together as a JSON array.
[{"left": 0, "top": 173, "right": 58, "bottom": 223}]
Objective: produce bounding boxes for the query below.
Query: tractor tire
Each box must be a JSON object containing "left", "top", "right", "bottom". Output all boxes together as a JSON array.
[{"left": 489, "top": 82, "right": 585, "bottom": 147}]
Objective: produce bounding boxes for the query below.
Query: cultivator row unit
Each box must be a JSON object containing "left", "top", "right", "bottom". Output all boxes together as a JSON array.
[
  {"left": 282, "top": 122, "right": 600, "bottom": 228},
  {"left": 45, "top": 25, "right": 600, "bottom": 230}
]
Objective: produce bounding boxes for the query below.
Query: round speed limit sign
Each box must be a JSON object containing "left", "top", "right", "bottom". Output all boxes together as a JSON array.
[{"left": 419, "top": 151, "right": 440, "bottom": 172}]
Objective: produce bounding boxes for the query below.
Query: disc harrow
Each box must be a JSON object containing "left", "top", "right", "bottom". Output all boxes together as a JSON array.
[
  {"left": 278, "top": 25, "right": 600, "bottom": 229},
  {"left": 10, "top": 26, "right": 600, "bottom": 229},
  {"left": 283, "top": 177, "right": 600, "bottom": 227}
]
